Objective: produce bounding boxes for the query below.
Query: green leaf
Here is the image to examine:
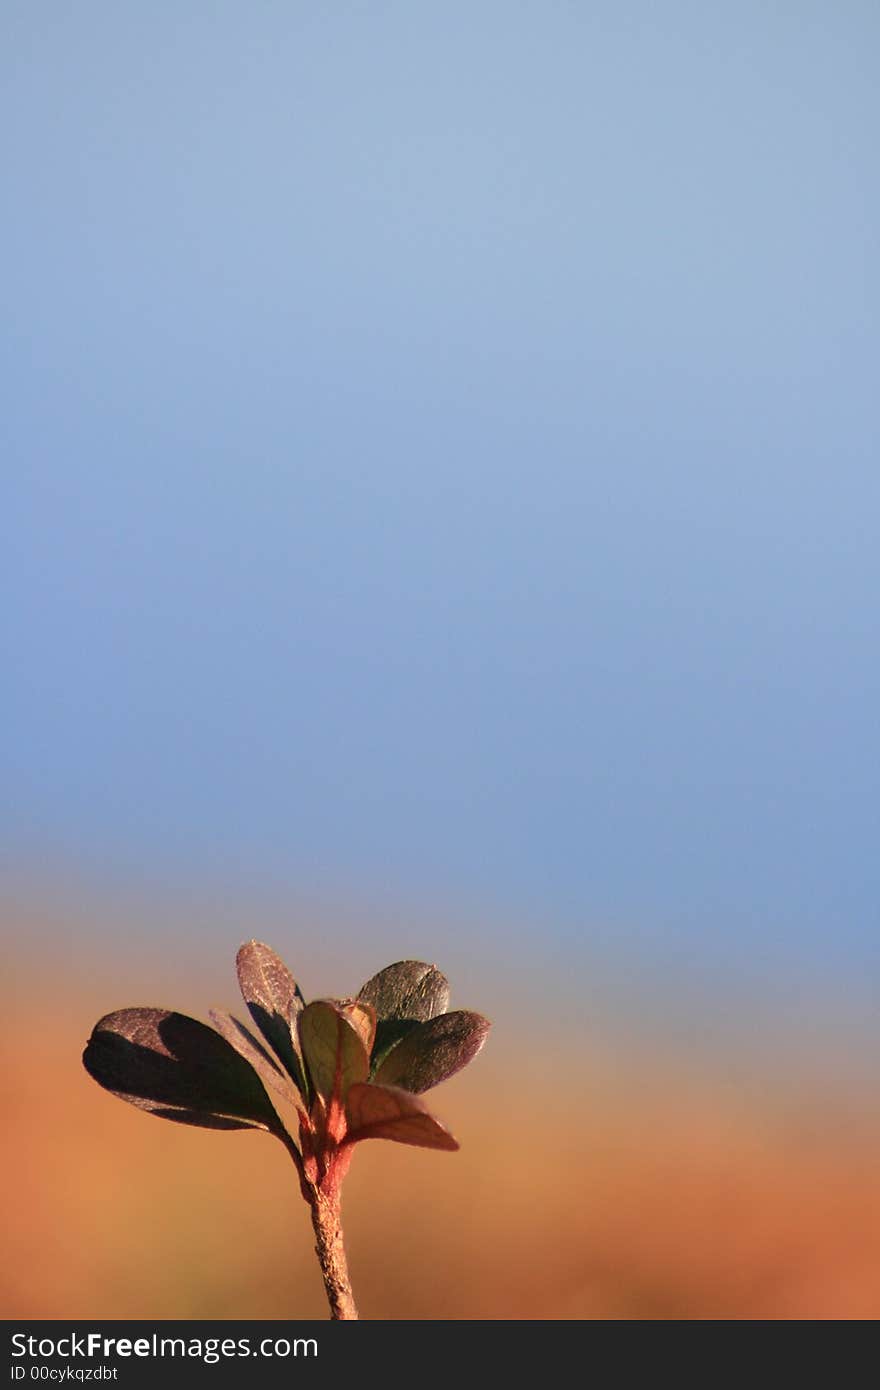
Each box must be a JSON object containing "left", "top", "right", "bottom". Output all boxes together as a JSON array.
[
  {"left": 298, "top": 1000, "right": 370, "bottom": 1103},
  {"left": 235, "top": 941, "right": 308, "bottom": 1098},
  {"left": 82, "top": 1007, "right": 282, "bottom": 1133},
  {"left": 207, "top": 1009, "right": 306, "bottom": 1117},
  {"left": 358, "top": 960, "right": 450, "bottom": 1023},
  {"left": 345, "top": 1083, "right": 459, "bottom": 1151},
  {"left": 373, "top": 1011, "right": 490, "bottom": 1093}
]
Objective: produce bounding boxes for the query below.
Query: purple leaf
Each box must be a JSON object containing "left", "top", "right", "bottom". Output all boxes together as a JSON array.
[
  {"left": 236, "top": 941, "right": 308, "bottom": 1097},
  {"left": 373, "top": 1011, "right": 490, "bottom": 1094},
  {"left": 207, "top": 1009, "right": 306, "bottom": 1117},
  {"left": 357, "top": 960, "right": 450, "bottom": 1023},
  {"left": 83, "top": 1007, "right": 282, "bottom": 1133}
]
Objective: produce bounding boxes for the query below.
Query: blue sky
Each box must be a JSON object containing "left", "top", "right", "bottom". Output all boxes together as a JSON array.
[{"left": 3, "top": 3, "right": 878, "bottom": 982}]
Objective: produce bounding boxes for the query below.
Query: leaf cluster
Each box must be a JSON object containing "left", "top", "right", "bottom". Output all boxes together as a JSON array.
[{"left": 83, "top": 945, "right": 490, "bottom": 1177}]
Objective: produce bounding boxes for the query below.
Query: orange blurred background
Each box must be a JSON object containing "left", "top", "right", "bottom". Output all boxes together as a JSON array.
[{"left": 4, "top": 880, "right": 880, "bottom": 1321}]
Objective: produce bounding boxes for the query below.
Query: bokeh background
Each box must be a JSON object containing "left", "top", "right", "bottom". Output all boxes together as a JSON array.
[{"left": 3, "top": 2, "right": 879, "bottom": 1319}]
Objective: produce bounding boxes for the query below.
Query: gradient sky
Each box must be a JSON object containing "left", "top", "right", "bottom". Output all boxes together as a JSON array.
[{"left": 3, "top": 4, "right": 878, "bottom": 983}]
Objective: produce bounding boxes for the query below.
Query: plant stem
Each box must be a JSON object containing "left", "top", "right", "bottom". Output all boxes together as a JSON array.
[{"left": 310, "top": 1188, "right": 358, "bottom": 1320}]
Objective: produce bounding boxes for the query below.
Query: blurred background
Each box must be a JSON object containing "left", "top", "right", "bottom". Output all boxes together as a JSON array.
[{"left": 3, "top": 2, "right": 879, "bottom": 1318}]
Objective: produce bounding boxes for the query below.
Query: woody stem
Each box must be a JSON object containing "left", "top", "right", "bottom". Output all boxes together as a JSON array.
[{"left": 309, "top": 1187, "right": 358, "bottom": 1320}]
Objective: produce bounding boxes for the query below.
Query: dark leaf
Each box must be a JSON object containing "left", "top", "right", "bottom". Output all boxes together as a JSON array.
[
  {"left": 298, "top": 1000, "right": 370, "bottom": 1103},
  {"left": 207, "top": 1009, "right": 306, "bottom": 1117},
  {"left": 146, "top": 1107, "right": 255, "bottom": 1131},
  {"left": 358, "top": 962, "right": 452, "bottom": 1074},
  {"left": 345, "top": 1082, "right": 459, "bottom": 1151},
  {"left": 366, "top": 1018, "right": 419, "bottom": 1078},
  {"left": 358, "top": 960, "right": 450, "bottom": 1023},
  {"left": 373, "top": 1011, "right": 491, "bottom": 1094},
  {"left": 236, "top": 941, "right": 308, "bottom": 1098},
  {"left": 83, "top": 1007, "right": 281, "bottom": 1133}
]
